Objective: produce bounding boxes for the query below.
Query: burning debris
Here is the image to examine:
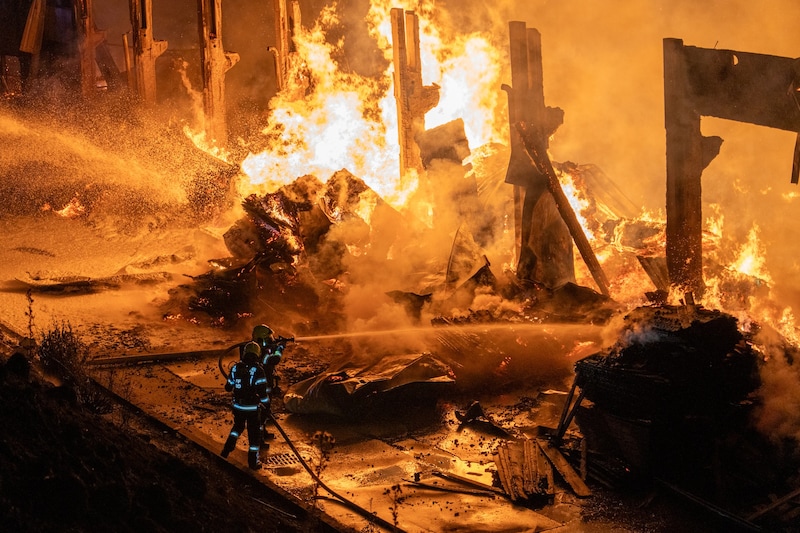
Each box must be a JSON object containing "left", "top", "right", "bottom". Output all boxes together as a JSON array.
[
  {"left": 177, "top": 162, "right": 622, "bottom": 330},
  {"left": 553, "top": 303, "right": 800, "bottom": 529},
  {"left": 573, "top": 305, "right": 760, "bottom": 430}
]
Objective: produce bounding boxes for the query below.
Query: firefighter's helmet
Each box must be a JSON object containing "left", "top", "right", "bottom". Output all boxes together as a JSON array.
[
  {"left": 241, "top": 341, "right": 261, "bottom": 364},
  {"left": 252, "top": 324, "right": 274, "bottom": 345}
]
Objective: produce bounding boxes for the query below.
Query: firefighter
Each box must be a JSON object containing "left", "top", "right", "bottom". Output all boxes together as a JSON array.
[
  {"left": 251, "top": 324, "right": 287, "bottom": 392},
  {"left": 221, "top": 341, "right": 269, "bottom": 470},
  {"left": 250, "top": 324, "right": 288, "bottom": 440}
]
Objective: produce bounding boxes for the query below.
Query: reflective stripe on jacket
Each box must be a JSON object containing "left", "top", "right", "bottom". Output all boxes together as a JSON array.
[{"left": 226, "top": 362, "right": 269, "bottom": 410}]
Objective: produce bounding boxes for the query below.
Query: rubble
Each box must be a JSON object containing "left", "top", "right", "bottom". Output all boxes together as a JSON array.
[{"left": 283, "top": 352, "right": 454, "bottom": 417}]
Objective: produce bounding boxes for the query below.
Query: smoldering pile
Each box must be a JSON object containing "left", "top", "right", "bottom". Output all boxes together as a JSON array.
[
  {"left": 575, "top": 304, "right": 761, "bottom": 422},
  {"left": 176, "top": 162, "right": 620, "bottom": 331}
]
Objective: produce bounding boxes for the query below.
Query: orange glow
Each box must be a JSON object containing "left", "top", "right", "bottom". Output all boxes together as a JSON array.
[
  {"left": 53, "top": 197, "right": 86, "bottom": 218},
  {"left": 731, "top": 225, "right": 771, "bottom": 282},
  {"left": 238, "top": 2, "right": 504, "bottom": 212},
  {"left": 182, "top": 2, "right": 798, "bottom": 343}
]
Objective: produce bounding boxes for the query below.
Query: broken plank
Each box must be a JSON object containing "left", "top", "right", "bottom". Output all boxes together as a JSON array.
[
  {"left": 537, "top": 439, "right": 591, "bottom": 497},
  {"left": 535, "top": 440, "right": 555, "bottom": 496},
  {"left": 430, "top": 470, "right": 505, "bottom": 496},
  {"left": 507, "top": 440, "right": 527, "bottom": 499},
  {"left": 747, "top": 485, "right": 800, "bottom": 521},
  {"left": 493, "top": 448, "right": 513, "bottom": 498},
  {"left": 494, "top": 443, "right": 524, "bottom": 500},
  {"left": 523, "top": 439, "right": 536, "bottom": 496}
]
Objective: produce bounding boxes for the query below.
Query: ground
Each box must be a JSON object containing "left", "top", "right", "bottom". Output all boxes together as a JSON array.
[
  {"left": 0, "top": 347, "right": 342, "bottom": 533},
  {"left": 0, "top": 213, "right": 782, "bottom": 531}
]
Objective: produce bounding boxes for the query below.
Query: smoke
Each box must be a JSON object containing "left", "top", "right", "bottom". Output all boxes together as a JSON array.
[{"left": 752, "top": 324, "right": 800, "bottom": 444}]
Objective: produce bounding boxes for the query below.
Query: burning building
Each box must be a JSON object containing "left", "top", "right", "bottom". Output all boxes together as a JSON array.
[{"left": 2, "top": 0, "right": 800, "bottom": 531}]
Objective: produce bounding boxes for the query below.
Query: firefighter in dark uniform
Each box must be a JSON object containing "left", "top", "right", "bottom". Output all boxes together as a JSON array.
[
  {"left": 251, "top": 324, "right": 287, "bottom": 392},
  {"left": 221, "top": 341, "right": 269, "bottom": 470},
  {"left": 250, "top": 324, "right": 287, "bottom": 440}
]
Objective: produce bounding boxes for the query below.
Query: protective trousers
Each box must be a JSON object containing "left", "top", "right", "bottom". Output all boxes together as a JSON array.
[{"left": 221, "top": 407, "right": 262, "bottom": 469}]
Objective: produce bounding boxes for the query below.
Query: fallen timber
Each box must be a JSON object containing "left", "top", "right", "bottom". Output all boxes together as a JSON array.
[{"left": 515, "top": 121, "right": 611, "bottom": 296}]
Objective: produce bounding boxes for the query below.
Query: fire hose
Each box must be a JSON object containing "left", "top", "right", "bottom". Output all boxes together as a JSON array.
[{"left": 218, "top": 345, "right": 407, "bottom": 533}]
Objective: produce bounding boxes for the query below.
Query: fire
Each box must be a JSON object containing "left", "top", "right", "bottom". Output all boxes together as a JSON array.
[
  {"left": 698, "top": 213, "right": 800, "bottom": 344},
  {"left": 188, "top": 2, "right": 797, "bottom": 342},
  {"left": 46, "top": 197, "right": 86, "bottom": 218},
  {"left": 731, "top": 224, "right": 771, "bottom": 282},
  {"left": 238, "top": 2, "right": 505, "bottom": 211},
  {"left": 177, "top": 60, "right": 233, "bottom": 164},
  {"left": 557, "top": 169, "right": 598, "bottom": 244},
  {"left": 241, "top": 5, "right": 402, "bottom": 203}
]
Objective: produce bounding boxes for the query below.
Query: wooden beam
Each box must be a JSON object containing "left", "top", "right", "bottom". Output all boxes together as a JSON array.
[
  {"left": 391, "top": 9, "right": 439, "bottom": 177},
  {"left": 270, "top": 0, "right": 301, "bottom": 91},
  {"left": 747, "top": 486, "right": 800, "bottom": 522},
  {"left": 198, "top": 0, "right": 240, "bottom": 147},
  {"left": 662, "top": 39, "right": 800, "bottom": 295},
  {"left": 515, "top": 122, "right": 611, "bottom": 296},
  {"left": 503, "top": 22, "right": 571, "bottom": 289},
  {"left": 74, "top": 0, "right": 107, "bottom": 98},
  {"left": 538, "top": 439, "right": 592, "bottom": 498},
  {"left": 129, "top": 0, "right": 167, "bottom": 104}
]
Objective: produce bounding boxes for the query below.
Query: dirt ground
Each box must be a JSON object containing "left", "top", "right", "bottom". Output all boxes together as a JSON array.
[{"left": 0, "top": 319, "right": 738, "bottom": 533}]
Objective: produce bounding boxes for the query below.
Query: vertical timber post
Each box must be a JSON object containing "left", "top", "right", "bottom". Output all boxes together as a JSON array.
[
  {"left": 129, "top": 0, "right": 167, "bottom": 104},
  {"left": 663, "top": 38, "right": 706, "bottom": 297},
  {"left": 198, "top": 0, "right": 240, "bottom": 147},
  {"left": 391, "top": 8, "right": 439, "bottom": 178},
  {"left": 74, "top": 0, "right": 106, "bottom": 98},
  {"left": 271, "top": 0, "right": 301, "bottom": 91}
]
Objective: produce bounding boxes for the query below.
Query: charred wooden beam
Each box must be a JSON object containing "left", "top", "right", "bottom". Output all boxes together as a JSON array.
[
  {"left": 503, "top": 22, "right": 571, "bottom": 289},
  {"left": 391, "top": 9, "right": 440, "bottom": 177},
  {"left": 516, "top": 122, "right": 611, "bottom": 296},
  {"left": 74, "top": 0, "right": 106, "bottom": 98},
  {"left": 198, "top": 0, "right": 240, "bottom": 147},
  {"left": 19, "top": 0, "right": 46, "bottom": 78},
  {"left": 270, "top": 0, "right": 301, "bottom": 91},
  {"left": 663, "top": 39, "right": 800, "bottom": 295},
  {"left": 129, "top": 0, "right": 167, "bottom": 104},
  {"left": 538, "top": 439, "right": 591, "bottom": 498},
  {"left": 493, "top": 439, "right": 555, "bottom": 501}
]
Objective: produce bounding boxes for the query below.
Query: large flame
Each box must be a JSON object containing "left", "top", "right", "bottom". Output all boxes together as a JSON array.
[
  {"left": 238, "top": 2, "right": 505, "bottom": 211},
  {"left": 194, "top": 1, "right": 799, "bottom": 342}
]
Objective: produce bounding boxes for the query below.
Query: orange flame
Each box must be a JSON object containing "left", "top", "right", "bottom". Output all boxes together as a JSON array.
[
  {"left": 239, "top": 2, "right": 505, "bottom": 211},
  {"left": 52, "top": 197, "right": 86, "bottom": 218}
]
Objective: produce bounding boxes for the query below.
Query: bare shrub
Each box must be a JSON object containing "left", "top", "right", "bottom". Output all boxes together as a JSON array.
[{"left": 38, "top": 321, "right": 112, "bottom": 414}]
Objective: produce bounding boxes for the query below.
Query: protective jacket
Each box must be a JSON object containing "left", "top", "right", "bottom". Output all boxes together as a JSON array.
[
  {"left": 260, "top": 342, "right": 284, "bottom": 368},
  {"left": 259, "top": 341, "right": 285, "bottom": 391},
  {"left": 225, "top": 361, "right": 269, "bottom": 411}
]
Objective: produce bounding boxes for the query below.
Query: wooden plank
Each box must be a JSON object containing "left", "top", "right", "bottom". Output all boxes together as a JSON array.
[
  {"left": 508, "top": 441, "right": 526, "bottom": 500},
  {"left": 494, "top": 443, "right": 523, "bottom": 500},
  {"left": 537, "top": 439, "right": 591, "bottom": 498},
  {"left": 535, "top": 440, "right": 555, "bottom": 496},
  {"left": 747, "top": 486, "right": 800, "bottom": 521},
  {"left": 492, "top": 447, "right": 513, "bottom": 498},
  {"left": 430, "top": 470, "right": 505, "bottom": 496},
  {"left": 523, "top": 439, "right": 535, "bottom": 495}
]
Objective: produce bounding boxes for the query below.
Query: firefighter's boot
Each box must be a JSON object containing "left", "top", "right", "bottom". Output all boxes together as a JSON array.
[
  {"left": 220, "top": 435, "right": 237, "bottom": 458},
  {"left": 248, "top": 446, "right": 261, "bottom": 470}
]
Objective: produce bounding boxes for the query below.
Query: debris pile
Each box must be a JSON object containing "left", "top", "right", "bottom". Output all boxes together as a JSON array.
[
  {"left": 284, "top": 352, "right": 454, "bottom": 417},
  {"left": 575, "top": 305, "right": 759, "bottom": 425}
]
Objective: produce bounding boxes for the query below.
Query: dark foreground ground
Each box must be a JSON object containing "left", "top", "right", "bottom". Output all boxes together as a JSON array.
[{"left": 0, "top": 348, "right": 344, "bottom": 533}]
